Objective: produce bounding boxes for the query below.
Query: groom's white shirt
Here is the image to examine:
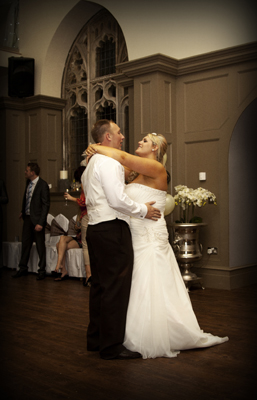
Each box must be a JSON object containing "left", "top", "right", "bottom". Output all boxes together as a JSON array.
[{"left": 82, "top": 154, "right": 147, "bottom": 226}]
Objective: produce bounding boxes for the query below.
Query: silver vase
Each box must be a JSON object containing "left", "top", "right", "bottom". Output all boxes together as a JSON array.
[{"left": 172, "top": 223, "right": 207, "bottom": 289}]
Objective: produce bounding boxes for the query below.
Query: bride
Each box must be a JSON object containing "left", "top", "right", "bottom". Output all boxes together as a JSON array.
[{"left": 86, "top": 132, "right": 228, "bottom": 359}]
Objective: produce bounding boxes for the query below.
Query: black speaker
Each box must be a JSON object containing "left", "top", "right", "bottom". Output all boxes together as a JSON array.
[{"left": 8, "top": 57, "right": 34, "bottom": 98}]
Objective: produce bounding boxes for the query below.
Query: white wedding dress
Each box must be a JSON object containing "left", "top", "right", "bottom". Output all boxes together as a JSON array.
[{"left": 123, "top": 183, "right": 228, "bottom": 359}]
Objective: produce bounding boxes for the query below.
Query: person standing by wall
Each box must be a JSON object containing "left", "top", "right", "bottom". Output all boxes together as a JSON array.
[{"left": 12, "top": 163, "right": 50, "bottom": 280}]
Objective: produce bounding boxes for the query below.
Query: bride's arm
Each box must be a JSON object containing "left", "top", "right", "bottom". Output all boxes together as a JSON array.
[{"left": 86, "top": 144, "right": 164, "bottom": 179}]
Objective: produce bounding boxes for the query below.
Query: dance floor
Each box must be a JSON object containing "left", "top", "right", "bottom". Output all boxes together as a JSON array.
[{"left": 0, "top": 267, "right": 256, "bottom": 400}]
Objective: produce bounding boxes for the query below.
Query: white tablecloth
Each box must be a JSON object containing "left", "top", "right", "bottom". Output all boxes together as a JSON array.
[{"left": 3, "top": 241, "right": 86, "bottom": 277}]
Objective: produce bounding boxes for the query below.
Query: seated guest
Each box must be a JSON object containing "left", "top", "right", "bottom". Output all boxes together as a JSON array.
[
  {"left": 63, "top": 165, "right": 91, "bottom": 286},
  {"left": 54, "top": 213, "right": 82, "bottom": 281}
]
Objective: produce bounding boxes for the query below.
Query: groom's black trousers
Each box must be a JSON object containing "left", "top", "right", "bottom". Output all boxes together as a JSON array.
[{"left": 86, "top": 218, "right": 134, "bottom": 359}]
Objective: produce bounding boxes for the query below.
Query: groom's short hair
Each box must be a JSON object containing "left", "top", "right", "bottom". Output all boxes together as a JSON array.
[{"left": 91, "top": 119, "right": 114, "bottom": 143}]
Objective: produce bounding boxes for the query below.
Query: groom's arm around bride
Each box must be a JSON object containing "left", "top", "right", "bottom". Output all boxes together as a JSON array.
[{"left": 82, "top": 119, "right": 161, "bottom": 360}]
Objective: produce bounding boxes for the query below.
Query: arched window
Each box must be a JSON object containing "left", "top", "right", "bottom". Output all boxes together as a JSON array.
[
  {"left": 62, "top": 9, "right": 128, "bottom": 178},
  {"left": 96, "top": 36, "right": 116, "bottom": 77},
  {"left": 69, "top": 107, "right": 88, "bottom": 174}
]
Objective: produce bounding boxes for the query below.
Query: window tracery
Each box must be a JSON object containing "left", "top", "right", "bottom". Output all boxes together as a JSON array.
[{"left": 62, "top": 9, "right": 128, "bottom": 178}]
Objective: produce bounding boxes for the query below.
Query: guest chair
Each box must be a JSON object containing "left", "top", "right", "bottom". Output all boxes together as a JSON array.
[
  {"left": 45, "top": 213, "right": 69, "bottom": 273},
  {"left": 65, "top": 215, "right": 86, "bottom": 278}
]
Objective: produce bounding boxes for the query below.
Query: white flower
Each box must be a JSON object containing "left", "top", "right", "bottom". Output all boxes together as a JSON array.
[{"left": 174, "top": 185, "right": 217, "bottom": 222}]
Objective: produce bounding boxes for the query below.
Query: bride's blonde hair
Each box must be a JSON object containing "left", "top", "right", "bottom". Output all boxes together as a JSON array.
[
  {"left": 127, "top": 133, "right": 168, "bottom": 183},
  {"left": 147, "top": 133, "right": 167, "bottom": 165}
]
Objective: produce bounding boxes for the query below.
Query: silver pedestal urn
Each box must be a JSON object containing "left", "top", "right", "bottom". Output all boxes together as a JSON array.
[{"left": 172, "top": 223, "right": 207, "bottom": 290}]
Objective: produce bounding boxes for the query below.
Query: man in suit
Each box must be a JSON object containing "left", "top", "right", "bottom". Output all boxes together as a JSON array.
[
  {"left": 12, "top": 163, "right": 50, "bottom": 280},
  {"left": 82, "top": 120, "right": 161, "bottom": 360}
]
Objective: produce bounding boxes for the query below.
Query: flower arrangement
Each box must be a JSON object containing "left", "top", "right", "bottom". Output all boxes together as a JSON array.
[{"left": 174, "top": 185, "right": 217, "bottom": 223}]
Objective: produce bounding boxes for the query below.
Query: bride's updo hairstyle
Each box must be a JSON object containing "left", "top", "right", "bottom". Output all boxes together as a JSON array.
[{"left": 148, "top": 133, "right": 167, "bottom": 165}]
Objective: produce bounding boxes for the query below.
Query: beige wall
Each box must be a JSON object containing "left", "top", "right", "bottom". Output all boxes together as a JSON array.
[
  {"left": 96, "top": 0, "right": 257, "bottom": 60},
  {"left": 1, "top": 0, "right": 257, "bottom": 97}
]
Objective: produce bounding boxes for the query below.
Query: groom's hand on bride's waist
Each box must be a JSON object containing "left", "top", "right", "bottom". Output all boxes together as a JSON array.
[{"left": 145, "top": 202, "right": 161, "bottom": 221}]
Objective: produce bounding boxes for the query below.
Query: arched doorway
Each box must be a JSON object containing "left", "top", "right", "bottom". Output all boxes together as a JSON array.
[{"left": 229, "top": 98, "right": 257, "bottom": 267}]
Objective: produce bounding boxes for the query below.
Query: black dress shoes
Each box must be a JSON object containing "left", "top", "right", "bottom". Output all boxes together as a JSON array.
[
  {"left": 115, "top": 349, "right": 142, "bottom": 360},
  {"left": 12, "top": 269, "right": 28, "bottom": 278},
  {"left": 36, "top": 272, "right": 46, "bottom": 280}
]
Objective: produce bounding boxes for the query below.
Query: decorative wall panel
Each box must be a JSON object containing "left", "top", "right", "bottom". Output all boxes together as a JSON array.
[
  {"left": 47, "top": 114, "right": 57, "bottom": 152},
  {"left": 164, "top": 81, "right": 172, "bottom": 134},
  {"left": 28, "top": 113, "right": 38, "bottom": 154},
  {"left": 8, "top": 159, "right": 23, "bottom": 241},
  {"left": 185, "top": 139, "right": 219, "bottom": 194},
  {"left": 47, "top": 159, "right": 58, "bottom": 189},
  {"left": 140, "top": 81, "right": 151, "bottom": 134},
  {"left": 184, "top": 75, "right": 228, "bottom": 133},
  {"left": 184, "top": 139, "right": 220, "bottom": 257},
  {"left": 10, "top": 114, "right": 21, "bottom": 155},
  {"left": 237, "top": 68, "right": 257, "bottom": 106}
]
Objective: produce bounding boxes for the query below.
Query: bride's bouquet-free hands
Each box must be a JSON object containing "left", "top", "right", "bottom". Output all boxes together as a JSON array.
[{"left": 82, "top": 143, "right": 100, "bottom": 163}]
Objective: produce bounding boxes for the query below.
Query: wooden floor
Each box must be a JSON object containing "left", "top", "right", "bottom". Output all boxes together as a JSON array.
[{"left": 0, "top": 267, "right": 256, "bottom": 400}]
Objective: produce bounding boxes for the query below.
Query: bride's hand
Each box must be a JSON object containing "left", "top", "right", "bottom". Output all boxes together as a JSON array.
[{"left": 85, "top": 143, "right": 100, "bottom": 157}]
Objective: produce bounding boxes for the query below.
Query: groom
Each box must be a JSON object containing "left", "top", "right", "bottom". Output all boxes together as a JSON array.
[{"left": 82, "top": 119, "right": 161, "bottom": 360}]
